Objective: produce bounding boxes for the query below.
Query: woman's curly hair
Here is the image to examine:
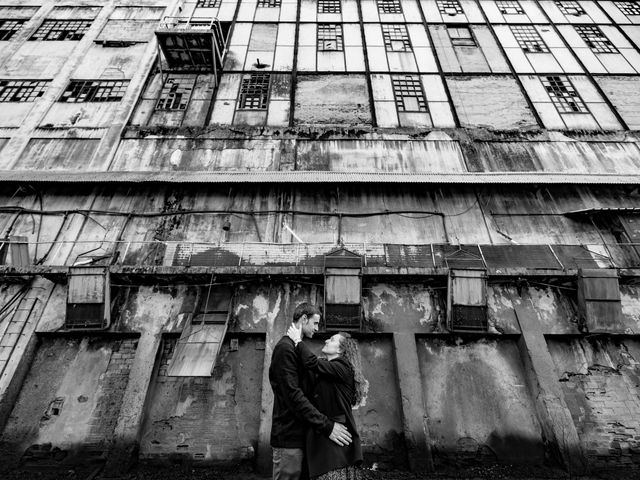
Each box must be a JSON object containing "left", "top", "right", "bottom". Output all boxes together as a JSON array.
[{"left": 337, "top": 332, "right": 369, "bottom": 407}]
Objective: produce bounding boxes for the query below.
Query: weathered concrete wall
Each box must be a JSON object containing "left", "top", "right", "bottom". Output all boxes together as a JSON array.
[
  {"left": 139, "top": 335, "right": 264, "bottom": 463},
  {"left": 0, "top": 336, "right": 137, "bottom": 469},
  {"left": 547, "top": 337, "right": 640, "bottom": 470},
  {"left": 417, "top": 337, "right": 546, "bottom": 467}
]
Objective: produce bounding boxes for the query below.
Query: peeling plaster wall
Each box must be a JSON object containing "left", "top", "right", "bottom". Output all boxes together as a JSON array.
[
  {"left": 139, "top": 335, "right": 263, "bottom": 462},
  {"left": 307, "top": 336, "right": 406, "bottom": 469},
  {"left": 0, "top": 337, "right": 137, "bottom": 467},
  {"left": 547, "top": 337, "right": 640, "bottom": 470},
  {"left": 488, "top": 285, "right": 579, "bottom": 334},
  {"left": 363, "top": 283, "right": 445, "bottom": 333},
  {"left": 417, "top": 337, "right": 546, "bottom": 467}
]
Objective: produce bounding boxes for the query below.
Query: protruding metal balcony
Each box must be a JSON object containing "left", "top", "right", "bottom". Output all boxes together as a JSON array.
[{"left": 155, "top": 17, "right": 227, "bottom": 73}]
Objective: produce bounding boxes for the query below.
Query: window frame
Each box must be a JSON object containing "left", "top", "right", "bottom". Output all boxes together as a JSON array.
[
  {"left": 59, "top": 80, "right": 129, "bottom": 103},
  {"left": 510, "top": 25, "right": 550, "bottom": 53},
  {"left": 574, "top": 25, "right": 619, "bottom": 54},
  {"left": 317, "top": 0, "right": 342, "bottom": 14},
  {"left": 0, "top": 19, "right": 26, "bottom": 41},
  {"left": 554, "top": 0, "right": 586, "bottom": 17},
  {"left": 541, "top": 75, "right": 589, "bottom": 114},
  {"left": 0, "top": 80, "right": 49, "bottom": 102},
  {"left": 317, "top": 23, "right": 344, "bottom": 51},
  {"left": 377, "top": 0, "right": 403, "bottom": 14},
  {"left": 447, "top": 25, "right": 477, "bottom": 47},
  {"left": 495, "top": 0, "right": 524, "bottom": 15},
  {"left": 436, "top": 0, "right": 464, "bottom": 16},
  {"left": 382, "top": 24, "right": 412, "bottom": 52},
  {"left": 29, "top": 19, "right": 93, "bottom": 41},
  {"left": 238, "top": 73, "right": 271, "bottom": 110},
  {"left": 155, "top": 75, "right": 197, "bottom": 111},
  {"left": 391, "top": 74, "right": 429, "bottom": 113}
]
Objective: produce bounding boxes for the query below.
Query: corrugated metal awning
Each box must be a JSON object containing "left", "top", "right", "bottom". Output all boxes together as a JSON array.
[
  {"left": 2, "top": 170, "right": 640, "bottom": 184},
  {"left": 565, "top": 207, "right": 640, "bottom": 216}
]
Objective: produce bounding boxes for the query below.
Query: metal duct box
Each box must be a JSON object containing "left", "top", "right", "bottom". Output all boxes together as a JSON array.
[
  {"left": 66, "top": 266, "right": 110, "bottom": 330},
  {"left": 577, "top": 269, "right": 621, "bottom": 333},
  {"left": 448, "top": 269, "right": 488, "bottom": 332},
  {"left": 324, "top": 248, "right": 362, "bottom": 331}
]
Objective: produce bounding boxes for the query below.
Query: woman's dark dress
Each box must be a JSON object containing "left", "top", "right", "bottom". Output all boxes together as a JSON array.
[{"left": 296, "top": 341, "right": 363, "bottom": 478}]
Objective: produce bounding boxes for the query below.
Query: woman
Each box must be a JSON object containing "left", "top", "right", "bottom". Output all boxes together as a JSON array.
[{"left": 286, "top": 326, "right": 365, "bottom": 480}]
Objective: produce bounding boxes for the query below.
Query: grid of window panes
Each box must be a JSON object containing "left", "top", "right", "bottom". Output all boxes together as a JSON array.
[
  {"left": 392, "top": 75, "right": 428, "bottom": 112},
  {"left": 614, "top": 1, "right": 640, "bottom": 16},
  {"left": 575, "top": 25, "right": 618, "bottom": 53},
  {"left": 542, "top": 76, "right": 588, "bottom": 113},
  {"left": 554, "top": 1, "right": 586, "bottom": 16},
  {"left": 29, "top": 19, "right": 93, "bottom": 41},
  {"left": 0, "top": 19, "right": 25, "bottom": 41},
  {"left": 196, "top": 0, "right": 222, "bottom": 6},
  {"left": 377, "top": 0, "right": 403, "bottom": 14},
  {"left": 317, "top": 24, "right": 344, "bottom": 51},
  {"left": 436, "top": 0, "right": 464, "bottom": 15},
  {"left": 59, "top": 80, "right": 129, "bottom": 102},
  {"left": 256, "top": 0, "right": 281, "bottom": 7},
  {"left": 511, "top": 25, "right": 549, "bottom": 53},
  {"left": 238, "top": 73, "right": 270, "bottom": 109},
  {"left": 496, "top": 1, "right": 524, "bottom": 15},
  {"left": 0, "top": 80, "right": 48, "bottom": 102},
  {"left": 318, "top": 0, "right": 342, "bottom": 13},
  {"left": 448, "top": 25, "right": 476, "bottom": 46},
  {"left": 156, "top": 75, "right": 196, "bottom": 110},
  {"left": 382, "top": 24, "right": 412, "bottom": 52}
]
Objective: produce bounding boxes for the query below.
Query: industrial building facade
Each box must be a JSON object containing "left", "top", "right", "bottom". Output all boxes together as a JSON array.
[{"left": 0, "top": 0, "right": 640, "bottom": 476}]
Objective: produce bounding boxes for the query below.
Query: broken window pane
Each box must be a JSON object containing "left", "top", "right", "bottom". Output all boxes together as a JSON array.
[
  {"left": 156, "top": 75, "right": 196, "bottom": 110},
  {"left": 317, "top": 24, "right": 344, "bottom": 51},
  {"left": 437, "top": 0, "right": 464, "bottom": 15},
  {"left": 377, "top": 0, "right": 403, "bottom": 14},
  {"left": 495, "top": 0, "right": 524, "bottom": 15},
  {"left": 554, "top": 0, "right": 586, "bottom": 16},
  {"left": 59, "top": 80, "right": 129, "bottom": 102},
  {"left": 0, "top": 19, "right": 26, "bottom": 41},
  {"left": 0, "top": 80, "right": 48, "bottom": 102},
  {"left": 511, "top": 25, "right": 549, "bottom": 53},
  {"left": 382, "top": 24, "right": 412, "bottom": 52},
  {"left": 392, "top": 75, "right": 428, "bottom": 112},
  {"left": 238, "top": 73, "right": 270, "bottom": 109},
  {"left": 29, "top": 19, "right": 93, "bottom": 41},
  {"left": 575, "top": 25, "right": 618, "bottom": 54},
  {"left": 542, "top": 76, "right": 588, "bottom": 114}
]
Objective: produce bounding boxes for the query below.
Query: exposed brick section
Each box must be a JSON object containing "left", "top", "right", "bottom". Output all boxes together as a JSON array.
[
  {"left": 86, "top": 339, "right": 138, "bottom": 452},
  {"left": 141, "top": 336, "right": 263, "bottom": 462},
  {"left": 552, "top": 339, "right": 640, "bottom": 470}
]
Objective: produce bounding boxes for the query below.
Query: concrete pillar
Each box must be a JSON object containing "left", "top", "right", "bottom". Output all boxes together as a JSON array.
[
  {"left": 392, "top": 332, "right": 433, "bottom": 472},
  {"left": 514, "top": 300, "right": 587, "bottom": 475},
  {"left": 256, "top": 321, "right": 278, "bottom": 474},
  {"left": 103, "top": 331, "right": 161, "bottom": 476}
]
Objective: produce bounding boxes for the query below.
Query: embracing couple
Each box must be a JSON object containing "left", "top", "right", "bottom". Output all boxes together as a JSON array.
[{"left": 269, "top": 303, "right": 365, "bottom": 480}]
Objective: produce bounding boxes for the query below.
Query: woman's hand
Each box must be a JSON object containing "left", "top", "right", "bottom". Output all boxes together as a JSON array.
[{"left": 286, "top": 324, "right": 302, "bottom": 345}]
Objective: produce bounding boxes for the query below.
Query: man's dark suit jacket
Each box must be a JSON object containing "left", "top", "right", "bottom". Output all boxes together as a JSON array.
[{"left": 269, "top": 336, "right": 333, "bottom": 448}]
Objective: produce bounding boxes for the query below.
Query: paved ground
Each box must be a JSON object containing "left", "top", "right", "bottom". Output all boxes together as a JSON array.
[{"left": 4, "top": 463, "right": 640, "bottom": 480}]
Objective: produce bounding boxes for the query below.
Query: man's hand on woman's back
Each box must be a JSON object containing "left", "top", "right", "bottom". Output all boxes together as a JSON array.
[{"left": 329, "top": 422, "right": 352, "bottom": 446}]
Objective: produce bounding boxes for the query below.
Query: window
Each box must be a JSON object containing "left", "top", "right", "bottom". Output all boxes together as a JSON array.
[
  {"left": 196, "top": 0, "right": 222, "bottom": 6},
  {"left": 0, "top": 80, "right": 48, "bottom": 102},
  {"left": 496, "top": 0, "right": 524, "bottom": 15},
  {"left": 318, "top": 0, "right": 342, "bottom": 13},
  {"left": 437, "top": 0, "right": 464, "bottom": 15},
  {"left": 554, "top": 1, "right": 585, "bottom": 16},
  {"left": 29, "top": 19, "right": 93, "bottom": 41},
  {"left": 156, "top": 75, "right": 195, "bottom": 110},
  {"left": 257, "top": 0, "right": 281, "bottom": 7},
  {"left": 511, "top": 25, "right": 549, "bottom": 53},
  {"left": 382, "top": 24, "right": 412, "bottom": 52},
  {"left": 317, "top": 24, "right": 344, "bottom": 51},
  {"left": 448, "top": 25, "right": 476, "bottom": 46},
  {"left": 239, "top": 73, "right": 270, "bottom": 109},
  {"left": 615, "top": 1, "right": 640, "bottom": 16},
  {"left": 392, "top": 75, "right": 428, "bottom": 112},
  {"left": 0, "top": 19, "right": 25, "bottom": 41},
  {"left": 59, "top": 80, "right": 129, "bottom": 102},
  {"left": 542, "top": 76, "right": 588, "bottom": 113},
  {"left": 575, "top": 25, "right": 618, "bottom": 54},
  {"left": 377, "top": 0, "right": 403, "bottom": 14}
]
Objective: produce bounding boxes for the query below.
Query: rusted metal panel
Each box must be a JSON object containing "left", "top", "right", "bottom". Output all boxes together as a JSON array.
[{"left": 481, "top": 245, "right": 562, "bottom": 269}]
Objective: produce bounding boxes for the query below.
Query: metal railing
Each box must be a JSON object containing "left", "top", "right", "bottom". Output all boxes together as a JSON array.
[{"left": 1, "top": 239, "right": 640, "bottom": 270}]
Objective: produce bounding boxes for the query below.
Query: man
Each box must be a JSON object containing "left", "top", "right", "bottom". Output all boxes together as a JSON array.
[{"left": 269, "top": 302, "right": 352, "bottom": 480}]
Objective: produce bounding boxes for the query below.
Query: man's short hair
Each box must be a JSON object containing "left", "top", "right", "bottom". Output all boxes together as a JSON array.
[{"left": 293, "top": 302, "right": 322, "bottom": 323}]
